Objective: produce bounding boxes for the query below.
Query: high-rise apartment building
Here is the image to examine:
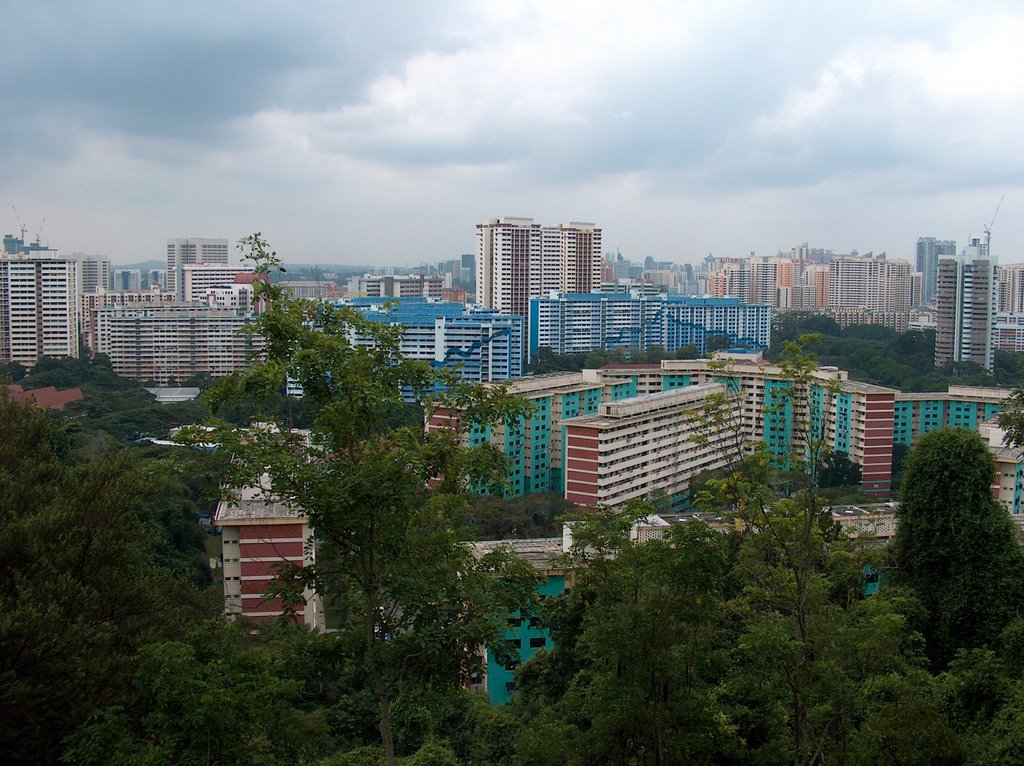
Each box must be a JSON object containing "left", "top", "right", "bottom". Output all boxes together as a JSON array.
[
  {"left": 935, "top": 250, "right": 997, "bottom": 371},
  {"left": 475, "top": 218, "right": 602, "bottom": 320},
  {"left": 997, "top": 263, "right": 1024, "bottom": 313},
  {"left": 0, "top": 251, "right": 80, "bottom": 366},
  {"left": 828, "top": 256, "right": 912, "bottom": 311},
  {"left": 916, "top": 238, "right": 957, "bottom": 305},
  {"left": 167, "top": 237, "right": 229, "bottom": 299},
  {"left": 76, "top": 254, "right": 110, "bottom": 294},
  {"left": 111, "top": 269, "right": 142, "bottom": 292},
  {"left": 80, "top": 288, "right": 178, "bottom": 354},
  {"left": 346, "top": 298, "right": 524, "bottom": 384}
]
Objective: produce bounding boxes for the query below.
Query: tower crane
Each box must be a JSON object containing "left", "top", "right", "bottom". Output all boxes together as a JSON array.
[
  {"left": 984, "top": 195, "right": 1004, "bottom": 253},
  {"left": 11, "top": 204, "right": 26, "bottom": 242}
]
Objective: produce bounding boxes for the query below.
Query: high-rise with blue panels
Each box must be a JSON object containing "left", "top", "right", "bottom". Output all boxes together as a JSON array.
[
  {"left": 529, "top": 293, "right": 770, "bottom": 360},
  {"left": 344, "top": 298, "right": 524, "bottom": 383}
]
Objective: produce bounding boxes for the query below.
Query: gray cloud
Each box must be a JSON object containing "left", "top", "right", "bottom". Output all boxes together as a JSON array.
[{"left": 2, "top": 1, "right": 1023, "bottom": 264}]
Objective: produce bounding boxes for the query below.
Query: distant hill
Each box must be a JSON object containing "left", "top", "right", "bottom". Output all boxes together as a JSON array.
[{"left": 119, "top": 260, "right": 166, "bottom": 270}]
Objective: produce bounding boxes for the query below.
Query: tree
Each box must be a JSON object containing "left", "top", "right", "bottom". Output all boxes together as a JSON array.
[
  {"left": 512, "top": 504, "right": 740, "bottom": 766},
  {"left": 696, "top": 341, "right": 926, "bottom": 764},
  {"left": 205, "top": 235, "right": 541, "bottom": 766},
  {"left": 892, "top": 428, "right": 1024, "bottom": 668},
  {"left": 0, "top": 394, "right": 214, "bottom": 766}
]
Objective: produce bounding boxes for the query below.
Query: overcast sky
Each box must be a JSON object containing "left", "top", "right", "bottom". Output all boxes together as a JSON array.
[{"left": 3, "top": 0, "right": 1023, "bottom": 266}]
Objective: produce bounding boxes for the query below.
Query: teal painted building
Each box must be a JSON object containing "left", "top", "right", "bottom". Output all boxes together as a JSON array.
[
  {"left": 469, "top": 537, "right": 568, "bottom": 705},
  {"left": 893, "top": 386, "right": 1011, "bottom": 446}
]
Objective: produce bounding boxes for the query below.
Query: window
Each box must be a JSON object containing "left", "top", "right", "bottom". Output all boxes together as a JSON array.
[{"left": 530, "top": 637, "right": 546, "bottom": 649}]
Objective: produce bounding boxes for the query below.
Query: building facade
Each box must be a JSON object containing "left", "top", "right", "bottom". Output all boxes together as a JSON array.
[
  {"left": 80, "top": 288, "right": 179, "bottom": 354},
  {"left": 181, "top": 264, "right": 256, "bottom": 302},
  {"left": 95, "top": 303, "right": 261, "bottom": 384},
  {"left": 346, "top": 298, "right": 524, "bottom": 384},
  {"left": 216, "top": 481, "right": 323, "bottom": 627},
  {"left": 76, "top": 254, "right": 110, "bottom": 294},
  {"left": 476, "top": 218, "right": 602, "bottom": 322},
  {"left": 916, "top": 238, "right": 957, "bottom": 305},
  {"left": 935, "top": 253, "right": 997, "bottom": 371},
  {"left": 432, "top": 357, "right": 897, "bottom": 507},
  {"left": 0, "top": 252, "right": 80, "bottom": 366},
  {"left": 167, "top": 237, "right": 230, "bottom": 300},
  {"left": 529, "top": 293, "right": 771, "bottom": 359}
]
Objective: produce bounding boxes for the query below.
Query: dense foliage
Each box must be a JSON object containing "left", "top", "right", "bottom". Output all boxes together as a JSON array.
[{"left": 770, "top": 313, "right": 1024, "bottom": 391}]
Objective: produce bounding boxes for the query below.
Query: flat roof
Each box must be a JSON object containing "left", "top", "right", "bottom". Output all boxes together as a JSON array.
[
  {"left": 215, "top": 482, "right": 305, "bottom": 524},
  {"left": 469, "top": 537, "right": 565, "bottom": 570}
]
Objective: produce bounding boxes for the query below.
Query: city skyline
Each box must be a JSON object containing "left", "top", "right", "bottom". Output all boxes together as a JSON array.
[{"left": 3, "top": 1, "right": 1024, "bottom": 266}]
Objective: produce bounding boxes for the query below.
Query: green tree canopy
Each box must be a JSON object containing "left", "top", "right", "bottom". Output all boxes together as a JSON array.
[
  {"left": 204, "top": 235, "right": 542, "bottom": 766},
  {"left": 893, "top": 428, "right": 1024, "bottom": 668}
]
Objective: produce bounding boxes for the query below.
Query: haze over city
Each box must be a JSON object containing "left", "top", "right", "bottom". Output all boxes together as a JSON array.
[{"left": 3, "top": 0, "right": 1024, "bottom": 265}]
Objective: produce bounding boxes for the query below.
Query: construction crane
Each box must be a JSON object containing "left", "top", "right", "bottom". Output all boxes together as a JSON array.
[
  {"left": 984, "top": 195, "right": 1004, "bottom": 253},
  {"left": 11, "top": 204, "right": 26, "bottom": 242},
  {"left": 34, "top": 217, "right": 46, "bottom": 246}
]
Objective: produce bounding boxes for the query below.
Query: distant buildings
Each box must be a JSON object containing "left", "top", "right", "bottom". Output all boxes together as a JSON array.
[
  {"left": 346, "top": 298, "right": 524, "bottom": 384},
  {"left": 429, "top": 357, "right": 898, "bottom": 507},
  {"left": 348, "top": 273, "right": 446, "bottom": 300},
  {"left": 529, "top": 293, "right": 771, "bottom": 359},
  {"left": 0, "top": 246, "right": 80, "bottom": 366},
  {"left": 916, "top": 238, "right": 957, "bottom": 305},
  {"left": 76, "top": 254, "right": 111, "bottom": 294},
  {"left": 935, "top": 246, "right": 997, "bottom": 371},
  {"left": 828, "top": 255, "right": 912, "bottom": 312},
  {"left": 167, "top": 237, "right": 229, "bottom": 300},
  {"left": 476, "top": 217, "right": 602, "bottom": 321},
  {"left": 181, "top": 263, "right": 256, "bottom": 302},
  {"left": 95, "top": 302, "right": 262, "bottom": 384}
]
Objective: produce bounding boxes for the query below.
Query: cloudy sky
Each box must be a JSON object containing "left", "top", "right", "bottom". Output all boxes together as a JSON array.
[{"left": 3, "top": 0, "right": 1023, "bottom": 266}]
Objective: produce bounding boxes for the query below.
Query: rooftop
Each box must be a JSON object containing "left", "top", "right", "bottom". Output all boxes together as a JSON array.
[{"left": 469, "top": 537, "right": 565, "bottom": 570}]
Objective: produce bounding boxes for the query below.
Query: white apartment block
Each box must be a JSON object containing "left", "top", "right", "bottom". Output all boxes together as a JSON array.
[
  {"left": 81, "top": 288, "right": 179, "bottom": 354},
  {"left": 167, "top": 237, "right": 230, "bottom": 299},
  {"left": 181, "top": 264, "right": 255, "bottom": 303},
  {"left": 96, "top": 303, "right": 262, "bottom": 384},
  {"left": 348, "top": 274, "right": 446, "bottom": 300},
  {"left": 203, "top": 284, "right": 257, "bottom": 312},
  {"left": 828, "top": 256, "right": 912, "bottom": 311},
  {"left": 935, "top": 253, "right": 997, "bottom": 371},
  {"left": 76, "top": 254, "right": 110, "bottom": 294},
  {"left": 476, "top": 217, "right": 602, "bottom": 319},
  {"left": 0, "top": 252, "right": 80, "bottom": 366}
]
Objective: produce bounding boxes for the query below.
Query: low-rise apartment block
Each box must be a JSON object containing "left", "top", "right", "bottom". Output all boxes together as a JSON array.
[
  {"left": 563, "top": 384, "right": 732, "bottom": 509},
  {"left": 893, "top": 386, "right": 1012, "bottom": 446},
  {"left": 216, "top": 482, "right": 323, "bottom": 628}
]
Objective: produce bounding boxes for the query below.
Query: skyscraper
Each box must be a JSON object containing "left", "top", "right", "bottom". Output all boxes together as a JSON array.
[
  {"left": 166, "top": 237, "right": 229, "bottom": 300},
  {"left": 475, "top": 218, "right": 602, "bottom": 320},
  {"left": 916, "top": 237, "right": 957, "bottom": 305},
  {"left": 935, "top": 247, "right": 996, "bottom": 371}
]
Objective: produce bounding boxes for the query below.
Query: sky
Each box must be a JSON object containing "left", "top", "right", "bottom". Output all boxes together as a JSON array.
[{"left": 3, "top": 0, "right": 1024, "bottom": 267}]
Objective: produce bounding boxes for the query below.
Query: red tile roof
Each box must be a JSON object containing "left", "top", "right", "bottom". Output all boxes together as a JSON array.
[{"left": 5, "top": 384, "right": 84, "bottom": 410}]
